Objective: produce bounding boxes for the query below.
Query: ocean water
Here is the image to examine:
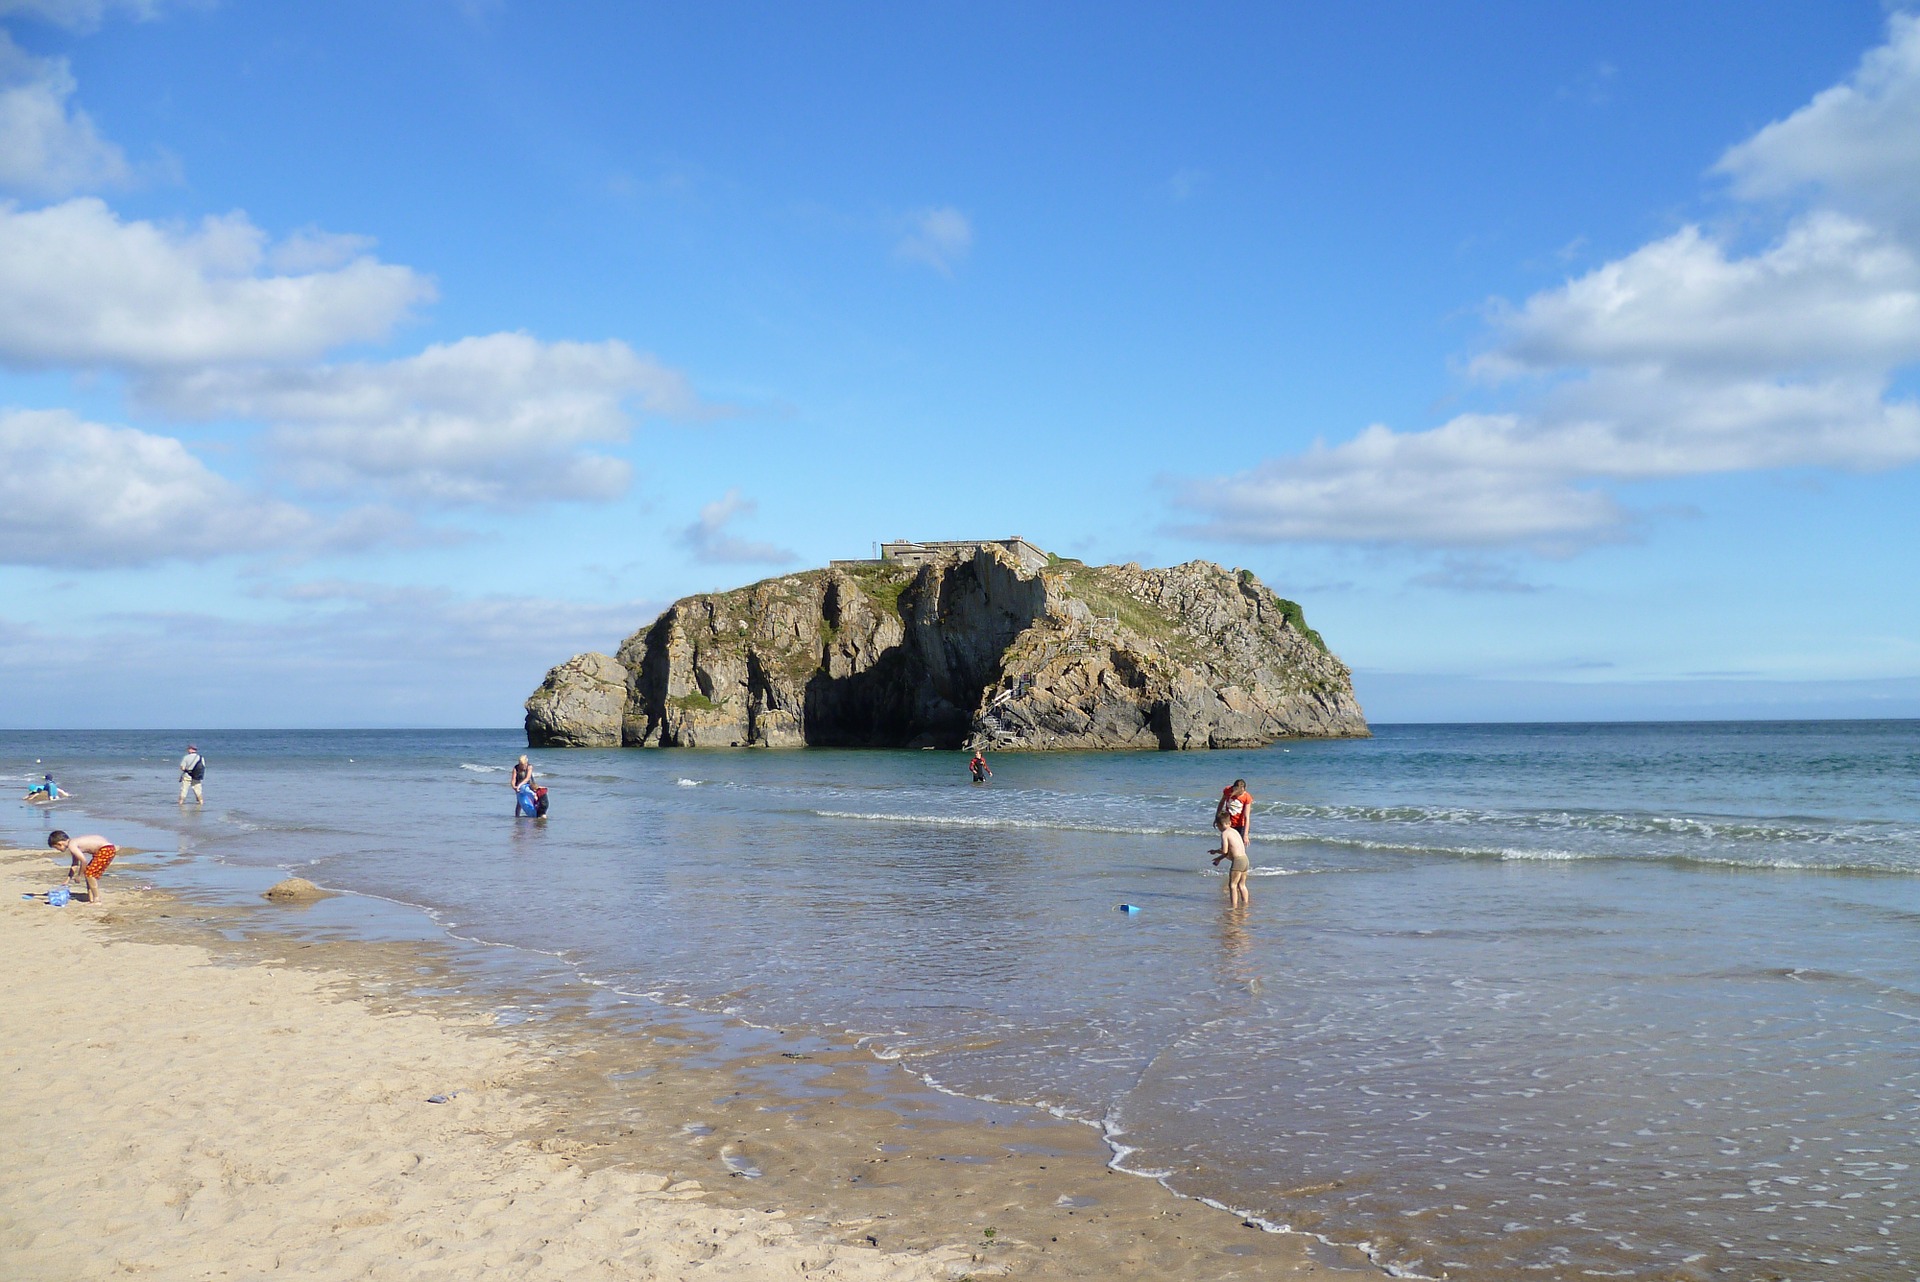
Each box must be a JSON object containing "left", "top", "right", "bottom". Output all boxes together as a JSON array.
[{"left": 6, "top": 721, "right": 1919, "bottom": 1280}]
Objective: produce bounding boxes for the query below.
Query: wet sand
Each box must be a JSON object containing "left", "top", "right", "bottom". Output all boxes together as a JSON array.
[{"left": 0, "top": 849, "right": 1376, "bottom": 1280}]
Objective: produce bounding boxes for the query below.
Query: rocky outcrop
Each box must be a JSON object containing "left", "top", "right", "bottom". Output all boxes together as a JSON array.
[
  {"left": 262, "top": 877, "right": 333, "bottom": 904},
  {"left": 973, "top": 559, "right": 1366, "bottom": 749},
  {"left": 525, "top": 549, "right": 1367, "bottom": 750},
  {"left": 523, "top": 651, "right": 627, "bottom": 747}
]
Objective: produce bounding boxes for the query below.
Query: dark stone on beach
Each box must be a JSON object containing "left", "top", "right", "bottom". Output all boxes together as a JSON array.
[{"left": 528, "top": 549, "right": 1367, "bottom": 751}]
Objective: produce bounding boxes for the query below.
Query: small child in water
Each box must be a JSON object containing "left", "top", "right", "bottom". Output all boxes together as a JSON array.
[
  {"left": 23, "top": 774, "right": 67, "bottom": 802},
  {"left": 48, "top": 830, "right": 118, "bottom": 905}
]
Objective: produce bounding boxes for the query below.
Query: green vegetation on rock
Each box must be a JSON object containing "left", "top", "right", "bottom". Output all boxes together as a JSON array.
[
  {"left": 837, "top": 562, "right": 915, "bottom": 616},
  {"left": 1277, "top": 599, "right": 1326, "bottom": 654}
]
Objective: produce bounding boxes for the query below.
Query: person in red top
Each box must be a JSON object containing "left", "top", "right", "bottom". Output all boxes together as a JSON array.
[
  {"left": 969, "top": 751, "right": 991, "bottom": 783},
  {"left": 1208, "top": 780, "right": 1253, "bottom": 845},
  {"left": 1225, "top": 779, "right": 1252, "bottom": 839},
  {"left": 1209, "top": 779, "right": 1253, "bottom": 906}
]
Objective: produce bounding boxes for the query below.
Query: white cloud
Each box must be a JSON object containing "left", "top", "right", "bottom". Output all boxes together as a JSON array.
[
  {"left": 1184, "top": 371, "right": 1920, "bottom": 549},
  {"left": 266, "top": 226, "right": 380, "bottom": 274},
  {"left": 1178, "top": 15, "right": 1920, "bottom": 552},
  {"left": 1543, "top": 368, "right": 1920, "bottom": 475},
  {"left": 1479, "top": 214, "right": 1920, "bottom": 379},
  {"left": 678, "top": 489, "right": 797, "bottom": 564},
  {"left": 0, "top": 198, "right": 433, "bottom": 369},
  {"left": 1716, "top": 12, "right": 1920, "bottom": 215},
  {"left": 1183, "top": 417, "right": 1627, "bottom": 548},
  {"left": 143, "top": 331, "right": 704, "bottom": 507},
  {"left": 895, "top": 206, "right": 973, "bottom": 274},
  {"left": 0, "top": 0, "right": 168, "bottom": 31},
  {"left": 0, "top": 32, "right": 128, "bottom": 195},
  {"left": 0, "top": 408, "right": 317, "bottom": 567}
]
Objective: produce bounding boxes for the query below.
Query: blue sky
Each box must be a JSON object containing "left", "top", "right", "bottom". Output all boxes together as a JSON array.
[{"left": 1, "top": 0, "right": 1916, "bottom": 726}]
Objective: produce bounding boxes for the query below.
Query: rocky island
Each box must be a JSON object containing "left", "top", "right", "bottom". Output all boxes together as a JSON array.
[{"left": 525, "top": 540, "right": 1367, "bottom": 750}]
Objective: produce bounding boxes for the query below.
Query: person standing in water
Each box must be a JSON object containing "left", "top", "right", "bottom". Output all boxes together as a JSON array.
[
  {"left": 1207, "top": 778, "right": 1252, "bottom": 851},
  {"left": 511, "top": 754, "right": 548, "bottom": 816},
  {"left": 49, "top": 830, "right": 118, "bottom": 904},
  {"left": 969, "top": 750, "right": 991, "bottom": 783},
  {"left": 1223, "top": 778, "right": 1252, "bottom": 845},
  {"left": 178, "top": 745, "right": 205, "bottom": 805},
  {"left": 1209, "top": 778, "right": 1253, "bottom": 906}
]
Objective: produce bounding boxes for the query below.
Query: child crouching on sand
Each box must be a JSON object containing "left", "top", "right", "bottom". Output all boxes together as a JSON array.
[{"left": 49, "top": 830, "right": 118, "bottom": 905}]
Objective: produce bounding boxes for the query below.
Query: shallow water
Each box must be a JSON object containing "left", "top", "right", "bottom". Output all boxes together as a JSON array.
[{"left": 7, "top": 721, "right": 1918, "bottom": 1280}]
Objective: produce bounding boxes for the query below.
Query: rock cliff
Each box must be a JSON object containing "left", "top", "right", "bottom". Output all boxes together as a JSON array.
[
  {"left": 524, "top": 548, "right": 1367, "bottom": 750},
  {"left": 522, "top": 651, "right": 628, "bottom": 747}
]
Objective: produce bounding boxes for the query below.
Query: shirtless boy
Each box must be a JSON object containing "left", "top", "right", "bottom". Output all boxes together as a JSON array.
[{"left": 48, "top": 830, "right": 118, "bottom": 905}]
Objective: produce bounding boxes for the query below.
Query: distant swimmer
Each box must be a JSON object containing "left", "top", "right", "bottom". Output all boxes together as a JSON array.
[
  {"left": 23, "top": 774, "right": 67, "bottom": 803},
  {"left": 178, "top": 745, "right": 206, "bottom": 806},
  {"left": 969, "top": 750, "right": 992, "bottom": 784},
  {"left": 49, "top": 830, "right": 118, "bottom": 905},
  {"left": 1209, "top": 778, "right": 1253, "bottom": 907}
]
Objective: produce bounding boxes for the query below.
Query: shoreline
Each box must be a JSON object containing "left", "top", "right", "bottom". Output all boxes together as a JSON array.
[{"left": 0, "top": 848, "right": 1376, "bottom": 1280}]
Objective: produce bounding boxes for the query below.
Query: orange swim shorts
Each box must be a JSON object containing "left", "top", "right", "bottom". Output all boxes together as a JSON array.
[{"left": 83, "top": 844, "right": 117, "bottom": 879}]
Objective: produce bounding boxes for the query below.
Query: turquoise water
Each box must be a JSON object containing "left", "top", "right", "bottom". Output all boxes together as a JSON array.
[{"left": 7, "top": 722, "right": 1919, "bottom": 1280}]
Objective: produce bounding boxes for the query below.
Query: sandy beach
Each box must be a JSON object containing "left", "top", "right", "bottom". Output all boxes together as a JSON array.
[{"left": 0, "top": 849, "right": 1359, "bottom": 1281}]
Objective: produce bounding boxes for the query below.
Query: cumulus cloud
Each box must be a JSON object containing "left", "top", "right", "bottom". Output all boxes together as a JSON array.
[
  {"left": 1183, "top": 416, "right": 1628, "bottom": 548},
  {"left": 0, "top": 198, "right": 433, "bottom": 369},
  {"left": 895, "top": 206, "right": 973, "bottom": 274},
  {"left": 1185, "top": 366, "right": 1920, "bottom": 549},
  {"left": 1177, "top": 15, "right": 1920, "bottom": 552},
  {"left": 266, "top": 226, "right": 380, "bottom": 274},
  {"left": 1479, "top": 214, "right": 1920, "bottom": 379},
  {"left": 142, "top": 332, "right": 704, "bottom": 507},
  {"left": 1716, "top": 12, "right": 1920, "bottom": 217},
  {"left": 0, "top": 408, "right": 318, "bottom": 567},
  {"left": 0, "top": 33, "right": 128, "bottom": 195},
  {"left": 678, "top": 489, "right": 797, "bottom": 564}
]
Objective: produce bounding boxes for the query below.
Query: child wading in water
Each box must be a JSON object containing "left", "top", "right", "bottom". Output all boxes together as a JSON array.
[
  {"left": 49, "top": 830, "right": 119, "bottom": 904},
  {"left": 1208, "top": 779, "right": 1253, "bottom": 907}
]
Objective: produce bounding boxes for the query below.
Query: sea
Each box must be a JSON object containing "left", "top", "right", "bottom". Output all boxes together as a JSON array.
[{"left": 6, "top": 721, "right": 1918, "bottom": 1281}]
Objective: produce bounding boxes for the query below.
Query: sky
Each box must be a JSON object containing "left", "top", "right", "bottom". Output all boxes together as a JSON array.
[{"left": 1, "top": 0, "right": 1917, "bottom": 727}]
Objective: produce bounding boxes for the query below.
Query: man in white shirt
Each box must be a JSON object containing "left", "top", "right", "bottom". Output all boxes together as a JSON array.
[{"left": 178, "top": 745, "right": 205, "bottom": 805}]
